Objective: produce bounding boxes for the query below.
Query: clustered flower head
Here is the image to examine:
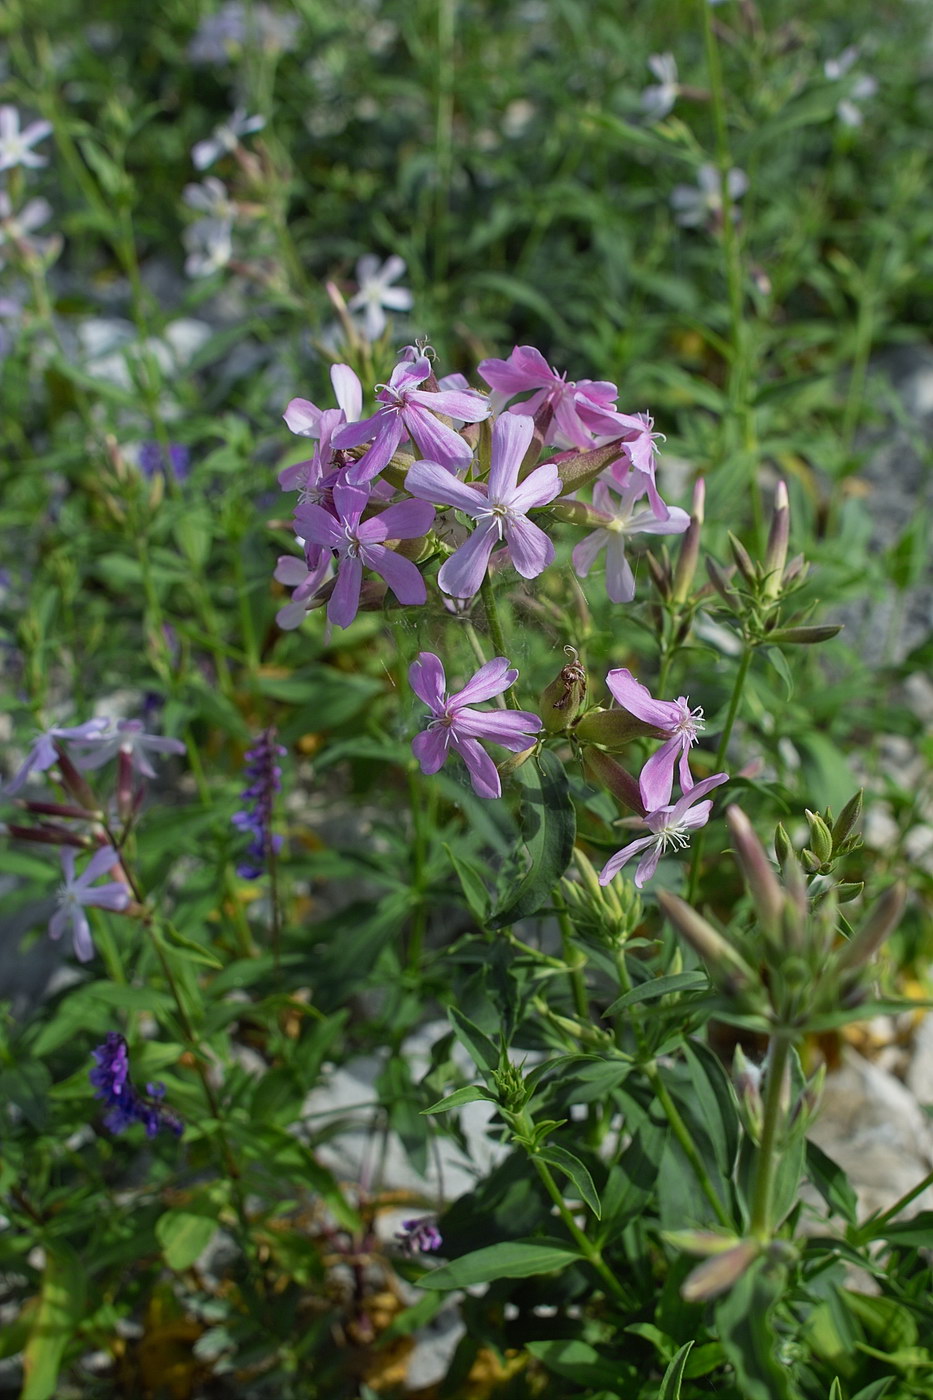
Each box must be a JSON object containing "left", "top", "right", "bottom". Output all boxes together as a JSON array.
[
  {"left": 395, "top": 1216, "right": 443, "bottom": 1256},
  {"left": 89, "top": 1032, "right": 184, "bottom": 1138},
  {"left": 232, "top": 728, "right": 286, "bottom": 879}
]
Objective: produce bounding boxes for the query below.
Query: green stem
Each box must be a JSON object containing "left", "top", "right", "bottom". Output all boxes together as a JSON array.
[
  {"left": 687, "top": 641, "right": 752, "bottom": 901},
  {"left": 749, "top": 1032, "right": 793, "bottom": 1239},
  {"left": 479, "top": 573, "right": 519, "bottom": 709},
  {"left": 553, "top": 886, "right": 589, "bottom": 1021},
  {"left": 644, "top": 1060, "right": 734, "bottom": 1230},
  {"left": 528, "top": 1150, "right": 629, "bottom": 1306}
]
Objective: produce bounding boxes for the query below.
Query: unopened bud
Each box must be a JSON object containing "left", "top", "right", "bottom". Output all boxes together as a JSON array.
[
  {"left": 539, "top": 649, "right": 588, "bottom": 733},
  {"left": 782, "top": 553, "right": 807, "bottom": 586},
  {"left": 6, "top": 822, "right": 92, "bottom": 848},
  {"left": 498, "top": 744, "right": 538, "bottom": 778},
  {"left": 773, "top": 822, "right": 793, "bottom": 870},
  {"left": 671, "top": 476, "right": 705, "bottom": 604},
  {"left": 835, "top": 882, "right": 907, "bottom": 976},
  {"left": 582, "top": 747, "right": 644, "bottom": 814},
  {"left": 54, "top": 745, "right": 99, "bottom": 811},
  {"left": 727, "top": 806, "right": 783, "bottom": 939},
  {"left": 681, "top": 1240, "right": 760, "bottom": 1302},
  {"left": 832, "top": 790, "right": 863, "bottom": 849},
  {"left": 705, "top": 556, "right": 738, "bottom": 605},
  {"left": 548, "top": 498, "right": 606, "bottom": 528},
  {"left": 551, "top": 441, "right": 625, "bottom": 497},
  {"left": 728, "top": 532, "right": 757, "bottom": 587},
  {"left": 644, "top": 548, "right": 671, "bottom": 600},
  {"left": 805, "top": 810, "right": 834, "bottom": 866},
  {"left": 762, "top": 480, "right": 789, "bottom": 600},
  {"left": 656, "top": 891, "right": 756, "bottom": 991},
  {"left": 732, "top": 1045, "right": 763, "bottom": 1141},
  {"left": 574, "top": 708, "right": 659, "bottom": 750},
  {"left": 768, "top": 624, "right": 843, "bottom": 645}
]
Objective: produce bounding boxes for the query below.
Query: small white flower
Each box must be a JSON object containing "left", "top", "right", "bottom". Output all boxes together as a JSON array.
[
  {"left": 641, "top": 53, "right": 679, "bottom": 121},
  {"left": 183, "top": 218, "right": 233, "bottom": 278},
  {"left": 0, "top": 105, "right": 53, "bottom": 173},
  {"left": 671, "top": 163, "right": 747, "bottom": 228},
  {"left": 347, "top": 254, "right": 413, "bottom": 340},
  {"left": 191, "top": 107, "right": 265, "bottom": 171}
]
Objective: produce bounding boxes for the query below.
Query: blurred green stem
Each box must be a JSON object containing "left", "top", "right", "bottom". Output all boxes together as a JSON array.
[
  {"left": 749, "top": 1031, "right": 792, "bottom": 1239},
  {"left": 479, "top": 573, "right": 519, "bottom": 709}
]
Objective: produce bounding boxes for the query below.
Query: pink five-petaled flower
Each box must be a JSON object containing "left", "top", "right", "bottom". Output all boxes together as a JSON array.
[
  {"left": 572, "top": 476, "right": 689, "bottom": 603},
  {"left": 2, "top": 719, "right": 110, "bottom": 796},
  {"left": 606, "top": 667, "right": 706, "bottom": 796},
  {"left": 405, "top": 412, "right": 561, "bottom": 598},
  {"left": 478, "top": 345, "right": 619, "bottom": 450},
  {"left": 409, "top": 653, "right": 542, "bottom": 800},
  {"left": 49, "top": 846, "right": 131, "bottom": 962},
  {"left": 71, "top": 720, "right": 186, "bottom": 779},
  {"left": 296, "top": 480, "right": 435, "bottom": 628},
  {"left": 333, "top": 355, "right": 489, "bottom": 485},
  {"left": 598, "top": 771, "right": 729, "bottom": 889}
]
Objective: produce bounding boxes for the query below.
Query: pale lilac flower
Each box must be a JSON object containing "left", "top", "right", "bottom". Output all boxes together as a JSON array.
[
  {"left": 0, "top": 192, "right": 57, "bottom": 266},
  {"left": 295, "top": 480, "right": 435, "bottom": 628},
  {"left": 182, "top": 216, "right": 233, "bottom": 278},
  {"left": 478, "top": 345, "right": 619, "bottom": 449},
  {"left": 333, "top": 355, "right": 489, "bottom": 484},
  {"left": 836, "top": 76, "right": 877, "bottom": 128},
  {"left": 273, "top": 550, "right": 331, "bottom": 628},
  {"left": 347, "top": 254, "right": 414, "bottom": 341},
  {"left": 280, "top": 364, "right": 363, "bottom": 494},
  {"left": 405, "top": 413, "right": 561, "bottom": 598},
  {"left": 671, "top": 164, "right": 747, "bottom": 228},
  {"left": 605, "top": 411, "right": 666, "bottom": 504},
  {"left": 572, "top": 477, "right": 689, "bottom": 603},
  {"left": 598, "top": 771, "right": 729, "bottom": 889},
  {"left": 605, "top": 667, "right": 705, "bottom": 795},
  {"left": 188, "top": 2, "right": 300, "bottom": 63},
  {"left": 641, "top": 54, "right": 679, "bottom": 120},
  {"left": 409, "top": 652, "right": 541, "bottom": 799},
  {"left": 192, "top": 107, "right": 265, "bottom": 171},
  {"left": 0, "top": 106, "right": 53, "bottom": 173},
  {"left": 3, "top": 719, "right": 110, "bottom": 796},
  {"left": 49, "top": 846, "right": 131, "bottom": 962},
  {"left": 71, "top": 720, "right": 185, "bottom": 779}
]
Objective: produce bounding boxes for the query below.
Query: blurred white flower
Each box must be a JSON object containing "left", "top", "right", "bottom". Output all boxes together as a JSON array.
[
  {"left": 347, "top": 254, "right": 413, "bottom": 340},
  {"left": 0, "top": 192, "right": 58, "bottom": 266},
  {"left": 191, "top": 107, "right": 265, "bottom": 171},
  {"left": 183, "top": 177, "right": 237, "bottom": 221},
  {"left": 671, "top": 163, "right": 747, "bottom": 228},
  {"left": 0, "top": 105, "right": 53, "bottom": 173},
  {"left": 641, "top": 53, "right": 679, "bottom": 121},
  {"left": 183, "top": 218, "right": 234, "bottom": 278},
  {"left": 825, "top": 50, "right": 877, "bottom": 127},
  {"left": 188, "top": 2, "right": 300, "bottom": 63}
]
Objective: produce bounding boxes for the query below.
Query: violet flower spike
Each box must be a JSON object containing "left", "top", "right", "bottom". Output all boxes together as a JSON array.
[
  {"left": 232, "top": 727, "right": 286, "bottom": 879},
  {"left": 296, "top": 479, "right": 435, "bottom": 628},
  {"left": 332, "top": 354, "right": 489, "bottom": 484},
  {"left": 478, "top": 345, "right": 619, "bottom": 449},
  {"left": 396, "top": 1217, "right": 443, "bottom": 1256},
  {"left": 49, "top": 847, "right": 131, "bottom": 962},
  {"left": 90, "top": 1032, "right": 184, "bottom": 1138},
  {"left": 405, "top": 412, "right": 561, "bottom": 598},
  {"left": 572, "top": 477, "right": 689, "bottom": 604},
  {"left": 71, "top": 720, "right": 186, "bottom": 779},
  {"left": 2, "top": 718, "right": 110, "bottom": 796},
  {"left": 606, "top": 667, "right": 706, "bottom": 797},
  {"left": 409, "top": 652, "right": 542, "bottom": 800},
  {"left": 599, "top": 772, "right": 729, "bottom": 889}
]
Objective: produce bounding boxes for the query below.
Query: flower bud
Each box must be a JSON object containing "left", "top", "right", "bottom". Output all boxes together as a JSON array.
[
  {"left": 732, "top": 1045, "right": 763, "bottom": 1141},
  {"left": 538, "top": 650, "right": 588, "bottom": 733},
  {"left": 762, "top": 480, "right": 789, "bottom": 601},
  {"left": 551, "top": 441, "right": 625, "bottom": 497},
  {"left": 581, "top": 747, "right": 644, "bottom": 814},
  {"left": 54, "top": 745, "right": 99, "bottom": 812},
  {"left": 835, "top": 882, "right": 907, "bottom": 976},
  {"left": 681, "top": 1240, "right": 760, "bottom": 1302},
  {"left": 705, "top": 557, "right": 739, "bottom": 605},
  {"left": 804, "top": 810, "right": 834, "bottom": 867},
  {"left": 671, "top": 476, "right": 705, "bottom": 604},
  {"left": 644, "top": 548, "right": 671, "bottom": 600},
  {"left": 656, "top": 891, "right": 757, "bottom": 992},
  {"left": 832, "top": 790, "right": 863, "bottom": 849},
  {"left": 728, "top": 532, "right": 757, "bottom": 587},
  {"left": 767, "top": 624, "right": 843, "bottom": 645},
  {"left": 726, "top": 806, "right": 783, "bottom": 940},
  {"left": 548, "top": 498, "right": 607, "bottom": 529},
  {"left": 773, "top": 822, "right": 793, "bottom": 871},
  {"left": 573, "top": 708, "right": 659, "bottom": 750},
  {"left": 498, "top": 744, "right": 538, "bottom": 778}
]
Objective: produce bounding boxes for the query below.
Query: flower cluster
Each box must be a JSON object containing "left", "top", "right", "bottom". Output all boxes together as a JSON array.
[
  {"left": 395, "top": 1216, "right": 443, "bottom": 1257},
  {"left": 274, "top": 341, "right": 689, "bottom": 629},
  {"left": 231, "top": 728, "right": 286, "bottom": 879},
  {"left": 89, "top": 1033, "right": 184, "bottom": 1138}
]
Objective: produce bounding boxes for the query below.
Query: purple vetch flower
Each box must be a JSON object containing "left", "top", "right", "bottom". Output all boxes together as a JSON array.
[
  {"left": 2, "top": 719, "right": 110, "bottom": 796},
  {"left": 232, "top": 728, "right": 286, "bottom": 879},
  {"left": 605, "top": 668, "right": 706, "bottom": 795},
  {"left": 478, "top": 345, "right": 619, "bottom": 450},
  {"left": 71, "top": 719, "right": 185, "bottom": 778},
  {"left": 49, "top": 846, "right": 131, "bottom": 962},
  {"left": 572, "top": 476, "right": 689, "bottom": 604},
  {"left": 599, "top": 771, "right": 729, "bottom": 889},
  {"left": 405, "top": 412, "right": 561, "bottom": 598},
  {"left": 295, "top": 480, "right": 435, "bottom": 628},
  {"left": 347, "top": 254, "right": 414, "bottom": 341},
  {"left": 409, "top": 652, "right": 542, "bottom": 800},
  {"left": 138, "top": 441, "right": 191, "bottom": 481},
  {"left": 396, "top": 1217, "right": 443, "bottom": 1256},
  {"left": 192, "top": 107, "right": 266, "bottom": 170},
  {"left": 0, "top": 106, "right": 53, "bottom": 173},
  {"left": 332, "top": 355, "right": 490, "bottom": 484},
  {"left": 90, "top": 1032, "right": 184, "bottom": 1138}
]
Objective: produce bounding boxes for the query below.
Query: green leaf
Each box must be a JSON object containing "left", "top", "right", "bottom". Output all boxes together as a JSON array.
[
  {"left": 156, "top": 1199, "right": 220, "bottom": 1271},
  {"left": 682, "top": 1039, "right": 740, "bottom": 1180},
  {"left": 422, "top": 1239, "right": 582, "bottom": 1290},
  {"left": 490, "top": 748, "right": 576, "bottom": 928},
  {"left": 715, "top": 1258, "right": 792, "bottom": 1400},
  {"left": 21, "top": 1242, "right": 86, "bottom": 1400},
  {"left": 762, "top": 646, "right": 794, "bottom": 697},
  {"left": 422, "top": 1085, "right": 498, "bottom": 1114},
  {"left": 868, "top": 1210, "right": 933, "bottom": 1249},
  {"left": 443, "top": 843, "right": 490, "bottom": 922},
  {"left": 537, "top": 1145, "right": 601, "bottom": 1219},
  {"left": 659, "top": 1340, "right": 695, "bottom": 1400},
  {"left": 525, "top": 1339, "right": 627, "bottom": 1389},
  {"left": 850, "top": 1379, "right": 895, "bottom": 1400},
  {"left": 448, "top": 1006, "right": 499, "bottom": 1075},
  {"left": 606, "top": 971, "right": 708, "bottom": 1014},
  {"left": 806, "top": 1141, "right": 858, "bottom": 1226}
]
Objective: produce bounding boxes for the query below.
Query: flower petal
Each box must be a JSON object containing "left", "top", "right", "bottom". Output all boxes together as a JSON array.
[
  {"left": 450, "top": 734, "right": 501, "bottom": 799},
  {"left": 405, "top": 460, "right": 485, "bottom": 514},
  {"left": 412, "top": 726, "right": 450, "bottom": 775},
  {"left": 327, "top": 556, "right": 363, "bottom": 628},
  {"left": 283, "top": 397, "right": 322, "bottom": 437},
  {"left": 448, "top": 657, "right": 516, "bottom": 707},
  {"left": 504, "top": 516, "right": 554, "bottom": 580},
  {"left": 437, "top": 521, "right": 498, "bottom": 598},
  {"left": 330, "top": 364, "right": 362, "bottom": 422},
  {"left": 488, "top": 412, "right": 536, "bottom": 500},
  {"left": 409, "top": 653, "right": 447, "bottom": 711},
  {"left": 507, "top": 461, "right": 561, "bottom": 513},
  {"left": 363, "top": 544, "right": 426, "bottom": 606},
  {"left": 454, "top": 707, "right": 541, "bottom": 750},
  {"left": 598, "top": 835, "right": 653, "bottom": 885}
]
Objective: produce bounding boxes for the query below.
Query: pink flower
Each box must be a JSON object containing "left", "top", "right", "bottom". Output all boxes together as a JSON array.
[
  {"left": 296, "top": 480, "right": 434, "bottom": 628},
  {"left": 598, "top": 771, "right": 728, "bottom": 889},
  {"left": 280, "top": 364, "right": 363, "bottom": 494},
  {"left": 572, "top": 476, "right": 689, "bottom": 603},
  {"left": 49, "top": 847, "right": 131, "bottom": 962},
  {"left": 2, "top": 719, "right": 110, "bottom": 796},
  {"left": 333, "top": 355, "right": 489, "bottom": 484},
  {"left": 606, "top": 668, "right": 706, "bottom": 799},
  {"left": 478, "top": 345, "right": 619, "bottom": 449},
  {"left": 405, "top": 413, "right": 561, "bottom": 598},
  {"left": 410, "top": 652, "right": 541, "bottom": 799},
  {"left": 272, "top": 550, "right": 331, "bottom": 629}
]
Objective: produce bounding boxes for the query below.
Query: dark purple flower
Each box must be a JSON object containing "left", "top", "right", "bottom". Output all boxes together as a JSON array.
[
  {"left": 232, "top": 727, "right": 286, "bottom": 879},
  {"left": 90, "top": 1032, "right": 184, "bottom": 1138},
  {"left": 138, "top": 441, "right": 190, "bottom": 481},
  {"left": 396, "top": 1217, "right": 443, "bottom": 1256}
]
